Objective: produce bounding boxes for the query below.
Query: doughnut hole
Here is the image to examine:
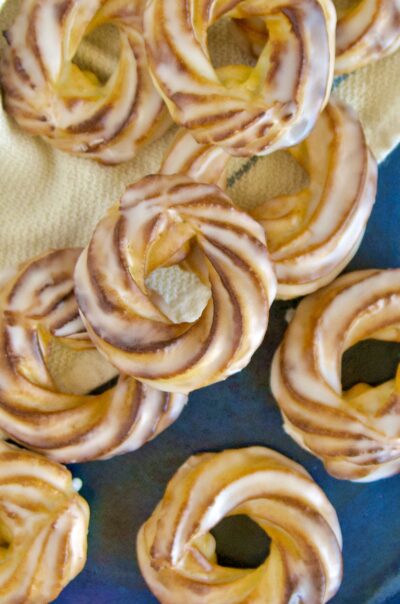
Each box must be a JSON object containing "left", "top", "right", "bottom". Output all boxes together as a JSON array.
[
  {"left": 0, "top": 524, "right": 12, "bottom": 560},
  {"left": 72, "top": 23, "right": 120, "bottom": 85},
  {"left": 227, "top": 151, "right": 309, "bottom": 213},
  {"left": 145, "top": 266, "right": 211, "bottom": 324},
  {"left": 46, "top": 337, "right": 118, "bottom": 396},
  {"left": 211, "top": 515, "right": 272, "bottom": 569},
  {"left": 207, "top": 18, "right": 256, "bottom": 69},
  {"left": 342, "top": 340, "right": 400, "bottom": 390},
  {"left": 341, "top": 339, "right": 400, "bottom": 417},
  {"left": 143, "top": 224, "right": 211, "bottom": 324}
]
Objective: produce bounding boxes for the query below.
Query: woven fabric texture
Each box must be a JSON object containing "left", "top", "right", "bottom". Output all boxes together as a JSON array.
[{"left": 0, "top": 0, "right": 399, "bottom": 390}]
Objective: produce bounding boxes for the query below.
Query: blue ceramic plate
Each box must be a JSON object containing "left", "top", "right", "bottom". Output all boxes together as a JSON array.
[{"left": 57, "top": 145, "right": 400, "bottom": 604}]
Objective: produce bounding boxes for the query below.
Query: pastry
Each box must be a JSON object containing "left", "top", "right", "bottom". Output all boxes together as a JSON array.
[
  {"left": 0, "top": 441, "right": 88, "bottom": 603},
  {"left": 0, "top": 0, "right": 169, "bottom": 164},
  {"left": 271, "top": 269, "right": 400, "bottom": 481},
  {"left": 232, "top": 1, "right": 400, "bottom": 75},
  {"left": 74, "top": 174, "right": 277, "bottom": 393},
  {"left": 162, "top": 99, "right": 377, "bottom": 298},
  {"left": 144, "top": 0, "right": 336, "bottom": 156},
  {"left": 335, "top": 0, "right": 400, "bottom": 74},
  {"left": 0, "top": 248, "right": 187, "bottom": 463},
  {"left": 137, "top": 447, "right": 343, "bottom": 604}
]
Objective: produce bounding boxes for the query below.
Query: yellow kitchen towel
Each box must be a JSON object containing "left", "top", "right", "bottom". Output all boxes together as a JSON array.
[{"left": 0, "top": 0, "right": 399, "bottom": 391}]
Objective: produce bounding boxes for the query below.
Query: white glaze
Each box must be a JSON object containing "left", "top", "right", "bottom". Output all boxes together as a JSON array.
[
  {"left": 144, "top": 0, "right": 336, "bottom": 156},
  {"left": 234, "top": 0, "right": 400, "bottom": 75},
  {"left": 0, "top": 441, "right": 89, "bottom": 603},
  {"left": 161, "top": 99, "right": 377, "bottom": 299},
  {"left": 137, "top": 447, "right": 343, "bottom": 604},
  {"left": 0, "top": 0, "right": 169, "bottom": 164},
  {"left": 74, "top": 174, "right": 277, "bottom": 392},
  {"left": 335, "top": 0, "right": 400, "bottom": 74},
  {"left": 271, "top": 269, "right": 400, "bottom": 481},
  {"left": 0, "top": 248, "right": 187, "bottom": 463}
]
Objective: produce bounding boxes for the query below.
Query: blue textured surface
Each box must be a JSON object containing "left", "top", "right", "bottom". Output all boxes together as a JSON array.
[{"left": 58, "top": 145, "right": 400, "bottom": 604}]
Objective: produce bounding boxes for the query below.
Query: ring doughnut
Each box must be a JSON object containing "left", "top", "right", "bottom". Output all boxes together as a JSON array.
[
  {"left": 0, "top": 248, "right": 187, "bottom": 463},
  {"left": 232, "top": 1, "right": 400, "bottom": 75},
  {"left": 0, "top": 0, "right": 169, "bottom": 164},
  {"left": 271, "top": 269, "right": 400, "bottom": 481},
  {"left": 143, "top": 0, "right": 336, "bottom": 156},
  {"left": 0, "top": 441, "right": 89, "bottom": 603},
  {"left": 335, "top": 0, "right": 400, "bottom": 74},
  {"left": 74, "top": 174, "right": 277, "bottom": 393},
  {"left": 137, "top": 447, "right": 343, "bottom": 604},
  {"left": 162, "top": 98, "right": 377, "bottom": 299}
]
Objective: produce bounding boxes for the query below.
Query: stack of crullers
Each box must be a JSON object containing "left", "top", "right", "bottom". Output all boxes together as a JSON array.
[{"left": 0, "top": 0, "right": 399, "bottom": 601}]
